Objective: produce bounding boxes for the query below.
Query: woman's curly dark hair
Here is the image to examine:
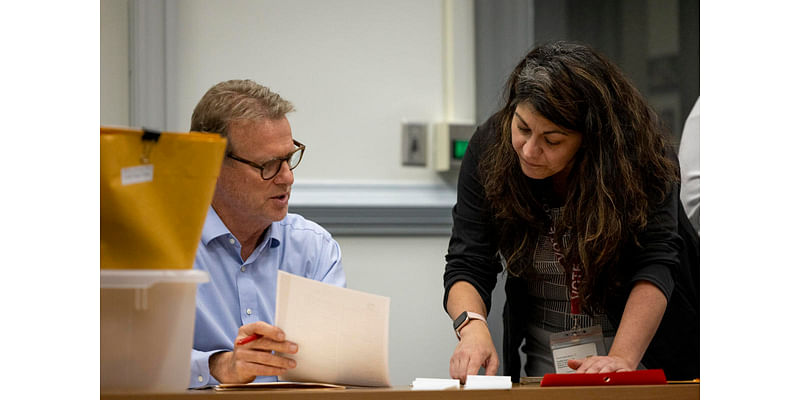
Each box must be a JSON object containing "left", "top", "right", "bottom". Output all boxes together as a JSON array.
[{"left": 481, "top": 42, "right": 679, "bottom": 314}]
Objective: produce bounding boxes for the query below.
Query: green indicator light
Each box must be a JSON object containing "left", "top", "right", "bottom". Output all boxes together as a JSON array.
[{"left": 452, "top": 140, "right": 468, "bottom": 160}]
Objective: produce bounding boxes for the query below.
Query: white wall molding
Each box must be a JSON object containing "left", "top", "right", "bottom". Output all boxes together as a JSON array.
[
  {"left": 289, "top": 182, "right": 457, "bottom": 236},
  {"left": 129, "top": 0, "right": 166, "bottom": 130}
]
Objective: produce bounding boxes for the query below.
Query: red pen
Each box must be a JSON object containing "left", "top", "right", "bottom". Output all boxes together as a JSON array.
[{"left": 236, "top": 334, "right": 261, "bottom": 346}]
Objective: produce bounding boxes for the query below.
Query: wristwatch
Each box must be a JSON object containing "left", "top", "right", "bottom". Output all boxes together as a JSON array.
[{"left": 453, "top": 311, "right": 487, "bottom": 339}]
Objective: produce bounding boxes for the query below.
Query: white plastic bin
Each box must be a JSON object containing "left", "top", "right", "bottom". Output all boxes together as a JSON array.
[{"left": 100, "top": 269, "right": 208, "bottom": 392}]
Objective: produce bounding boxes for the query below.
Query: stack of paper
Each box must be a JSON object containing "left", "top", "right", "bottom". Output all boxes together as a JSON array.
[
  {"left": 464, "top": 375, "right": 512, "bottom": 390},
  {"left": 411, "top": 378, "right": 460, "bottom": 390},
  {"left": 274, "top": 271, "right": 391, "bottom": 387}
]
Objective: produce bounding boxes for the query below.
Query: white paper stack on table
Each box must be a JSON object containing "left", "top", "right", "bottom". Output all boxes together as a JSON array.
[
  {"left": 464, "top": 375, "right": 512, "bottom": 390},
  {"left": 274, "top": 271, "right": 391, "bottom": 387},
  {"left": 411, "top": 378, "right": 460, "bottom": 390}
]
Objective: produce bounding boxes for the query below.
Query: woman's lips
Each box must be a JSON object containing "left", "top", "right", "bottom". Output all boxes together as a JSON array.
[{"left": 521, "top": 159, "right": 544, "bottom": 168}]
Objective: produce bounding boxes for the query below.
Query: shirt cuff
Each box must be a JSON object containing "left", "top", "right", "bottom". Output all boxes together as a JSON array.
[
  {"left": 189, "top": 349, "right": 225, "bottom": 388},
  {"left": 630, "top": 263, "right": 675, "bottom": 301}
]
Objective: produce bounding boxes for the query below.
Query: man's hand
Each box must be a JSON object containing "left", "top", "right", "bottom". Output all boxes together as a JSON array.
[
  {"left": 567, "top": 355, "right": 635, "bottom": 374},
  {"left": 449, "top": 320, "right": 499, "bottom": 384},
  {"left": 209, "top": 321, "right": 299, "bottom": 384}
]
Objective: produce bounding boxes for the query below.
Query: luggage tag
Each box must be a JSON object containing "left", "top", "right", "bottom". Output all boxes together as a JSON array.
[{"left": 549, "top": 324, "right": 606, "bottom": 374}]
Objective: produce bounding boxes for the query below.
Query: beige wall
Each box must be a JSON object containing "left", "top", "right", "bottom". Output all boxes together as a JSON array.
[{"left": 100, "top": 0, "right": 129, "bottom": 126}]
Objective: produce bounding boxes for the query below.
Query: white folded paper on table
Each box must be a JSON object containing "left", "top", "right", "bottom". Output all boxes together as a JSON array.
[
  {"left": 411, "top": 378, "right": 460, "bottom": 390},
  {"left": 464, "top": 375, "right": 512, "bottom": 390},
  {"left": 275, "top": 271, "right": 391, "bottom": 387}
]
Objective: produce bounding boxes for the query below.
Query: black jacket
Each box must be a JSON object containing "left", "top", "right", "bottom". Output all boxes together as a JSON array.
[{"left": 443, "top": 117, "right": 699, "bottom": 381}]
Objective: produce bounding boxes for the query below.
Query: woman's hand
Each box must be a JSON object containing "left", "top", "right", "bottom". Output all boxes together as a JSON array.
[
  {"left": 449, "top": 320, "right": 499, "bottom": 384},
  {"left": 567, "top": 355, "right": 635, "bottom": 374}
]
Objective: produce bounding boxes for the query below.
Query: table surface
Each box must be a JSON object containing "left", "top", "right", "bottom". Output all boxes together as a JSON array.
[{"left": 101, "top": 383, "right": 699, "bottom": 400}]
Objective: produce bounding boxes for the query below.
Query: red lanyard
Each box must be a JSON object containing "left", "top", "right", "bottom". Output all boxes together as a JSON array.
[{"left": 547, "top": 224, "right": 583, "bottom": 315}]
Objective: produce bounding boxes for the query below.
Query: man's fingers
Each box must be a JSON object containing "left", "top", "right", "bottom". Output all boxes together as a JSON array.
[
  {"left": 567, "top": 359, "right": 583, "bottom": 371},
  {"left": 238, "top": 360, "right": 288, "bottom": 379},
  {"left": 238, "top": 348, "right": 298, "bottom": 370},
  {"left": 240, "top": 321, "right": 286, "bottom": 341},
  {"left": 250, "top": 337, "right": 299, "bottom": 354}
]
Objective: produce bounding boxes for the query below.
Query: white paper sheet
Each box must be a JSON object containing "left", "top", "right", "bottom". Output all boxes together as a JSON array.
[
  {"left": 411, "top": 378, "right": 460, "bottom": 390},
  {"left": 275, "top": 271, "right": 391, "bottom": 387},
  {"left": 463, "top": 375, "right": 512, "bottom": 390}
]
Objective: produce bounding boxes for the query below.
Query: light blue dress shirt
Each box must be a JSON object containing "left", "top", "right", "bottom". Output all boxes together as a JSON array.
[{"left": 189, "top": 207, "right": 345, "bottom": 388}]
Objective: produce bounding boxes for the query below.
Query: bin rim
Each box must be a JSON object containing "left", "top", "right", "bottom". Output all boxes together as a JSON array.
[{"left": 100, "top": 269, "right": 209, "bottom": 289}]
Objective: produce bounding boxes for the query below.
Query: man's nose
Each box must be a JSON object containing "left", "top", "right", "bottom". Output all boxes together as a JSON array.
[{"left": 273, "top": 160, "right": 294, "bottom": 184}]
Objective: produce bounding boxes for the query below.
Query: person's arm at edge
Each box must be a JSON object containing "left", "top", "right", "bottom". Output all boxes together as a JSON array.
[{"left": 678, "top": 97, "right": 700, "bottom": 233}]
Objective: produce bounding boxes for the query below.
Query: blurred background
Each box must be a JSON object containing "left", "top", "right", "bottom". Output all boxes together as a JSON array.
[{"left": 100, "top": 0, "right": 699, "bottom": 385}]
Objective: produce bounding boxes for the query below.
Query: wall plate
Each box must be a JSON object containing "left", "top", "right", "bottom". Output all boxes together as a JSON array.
[{"left": 402, "top": 123, "right": 427, "bottom": 166}]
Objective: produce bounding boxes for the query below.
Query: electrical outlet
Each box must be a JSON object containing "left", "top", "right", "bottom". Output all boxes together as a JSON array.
[{"left": 402, "top": 123, "right": 427, "bottom": 166}]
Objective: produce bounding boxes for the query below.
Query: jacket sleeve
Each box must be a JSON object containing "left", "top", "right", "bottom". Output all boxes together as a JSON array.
[
  {"left": 443, "top": 120, "right": 503, "bottom": 314},
  {"left": 619, "top": 182, "right": 700, "bottom": 380},
  {"left": 622, "top": 183, "right": 685, "bottom": 302}
]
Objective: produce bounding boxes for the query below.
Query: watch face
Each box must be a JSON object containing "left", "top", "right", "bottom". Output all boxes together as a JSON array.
[{"left": 453, "top": 311, "right": 468, "bottom": 330}]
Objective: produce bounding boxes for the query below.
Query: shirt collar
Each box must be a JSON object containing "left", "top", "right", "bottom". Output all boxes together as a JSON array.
[
  {"left": 201, "top": 206, "right": 282, "bottom": 248},
  {"left": 265, "top": 220, "right": 282, "bottom": 249},
  {"left": 201, "top": 207, "right": 232, "bottom": 245}
]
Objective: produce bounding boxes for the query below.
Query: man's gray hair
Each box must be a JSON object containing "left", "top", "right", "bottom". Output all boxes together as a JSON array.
[{"left": 190, "top": 79, "right": 295, "bottom": 143}]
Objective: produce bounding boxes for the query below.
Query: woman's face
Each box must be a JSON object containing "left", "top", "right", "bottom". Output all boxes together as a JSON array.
[{"left": 511, "top": 102, "right": 583, "bottom": 181}]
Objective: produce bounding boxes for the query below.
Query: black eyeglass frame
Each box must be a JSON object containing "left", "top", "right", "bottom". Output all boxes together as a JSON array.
[{"left": 226, "top": 139, "right": 306, "bottom": 180}]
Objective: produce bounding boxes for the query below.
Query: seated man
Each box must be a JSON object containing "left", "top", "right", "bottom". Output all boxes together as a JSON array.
[{"left": 188, "top": 79, "right": 346, "bottom": 388}]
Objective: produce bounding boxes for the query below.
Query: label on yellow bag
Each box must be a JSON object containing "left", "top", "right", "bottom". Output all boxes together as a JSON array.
[{"left": 120, "top": 164, "right": 154, "bottom": 186}]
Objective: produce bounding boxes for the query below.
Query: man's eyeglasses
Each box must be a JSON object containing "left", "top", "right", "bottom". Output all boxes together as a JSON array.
[{"left": 226, "top": 139, "right": 305, "bottom": 180}]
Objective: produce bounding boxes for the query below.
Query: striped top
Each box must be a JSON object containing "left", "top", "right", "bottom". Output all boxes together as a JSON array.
[{"left": 525, "top": 207, "right": 615, "bottom": 336}]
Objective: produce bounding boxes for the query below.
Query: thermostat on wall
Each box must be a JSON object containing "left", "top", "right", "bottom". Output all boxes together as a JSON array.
[{"left": 434, "top": 123, "right": 475, "bottom": 172}]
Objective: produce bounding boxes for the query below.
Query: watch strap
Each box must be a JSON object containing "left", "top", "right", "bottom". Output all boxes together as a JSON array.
[{"left": 453, "top": 311, "right": 487, "bottom": 339}]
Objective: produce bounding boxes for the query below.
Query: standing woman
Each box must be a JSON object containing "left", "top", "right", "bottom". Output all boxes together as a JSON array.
[{"left": 444, "top": 42, "right": 699, "bottom": 382}]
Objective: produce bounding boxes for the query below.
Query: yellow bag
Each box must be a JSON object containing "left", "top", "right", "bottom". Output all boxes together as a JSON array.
[{"left": 100, "top": 126, "right": 226, "bottom": 269}]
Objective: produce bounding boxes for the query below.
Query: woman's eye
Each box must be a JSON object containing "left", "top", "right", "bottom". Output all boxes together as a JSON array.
[
  {"left": 545, "top": 139, "right": 560, "bottom": 146},
  {"left": 516, "top": 125, "right": 530, "bottom": 133}
]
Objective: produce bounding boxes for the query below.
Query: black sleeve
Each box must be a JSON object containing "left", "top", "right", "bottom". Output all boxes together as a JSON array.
[
  {"left": 624, "top": 183, "right": 685, "bottom": 301},
  {"left": 442, "top": 119, "right": 503, "bottom": 315},
  {"left": 625, "top": 182, "right": 700, "bottom": 380}
]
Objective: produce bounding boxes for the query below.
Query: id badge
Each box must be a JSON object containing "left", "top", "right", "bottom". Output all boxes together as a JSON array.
[{"left": 549, "top": 325, "right": 606, "bottom": 374}]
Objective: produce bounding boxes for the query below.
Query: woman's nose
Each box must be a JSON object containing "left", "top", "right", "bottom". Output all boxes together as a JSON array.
[{"left": 523, "top": 137, "right": 542, "bottom": 158}]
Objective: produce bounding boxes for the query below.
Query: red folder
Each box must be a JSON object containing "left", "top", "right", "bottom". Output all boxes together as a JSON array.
[{"left": 539, "top": 369, "right": 667, "bottom": 386}]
